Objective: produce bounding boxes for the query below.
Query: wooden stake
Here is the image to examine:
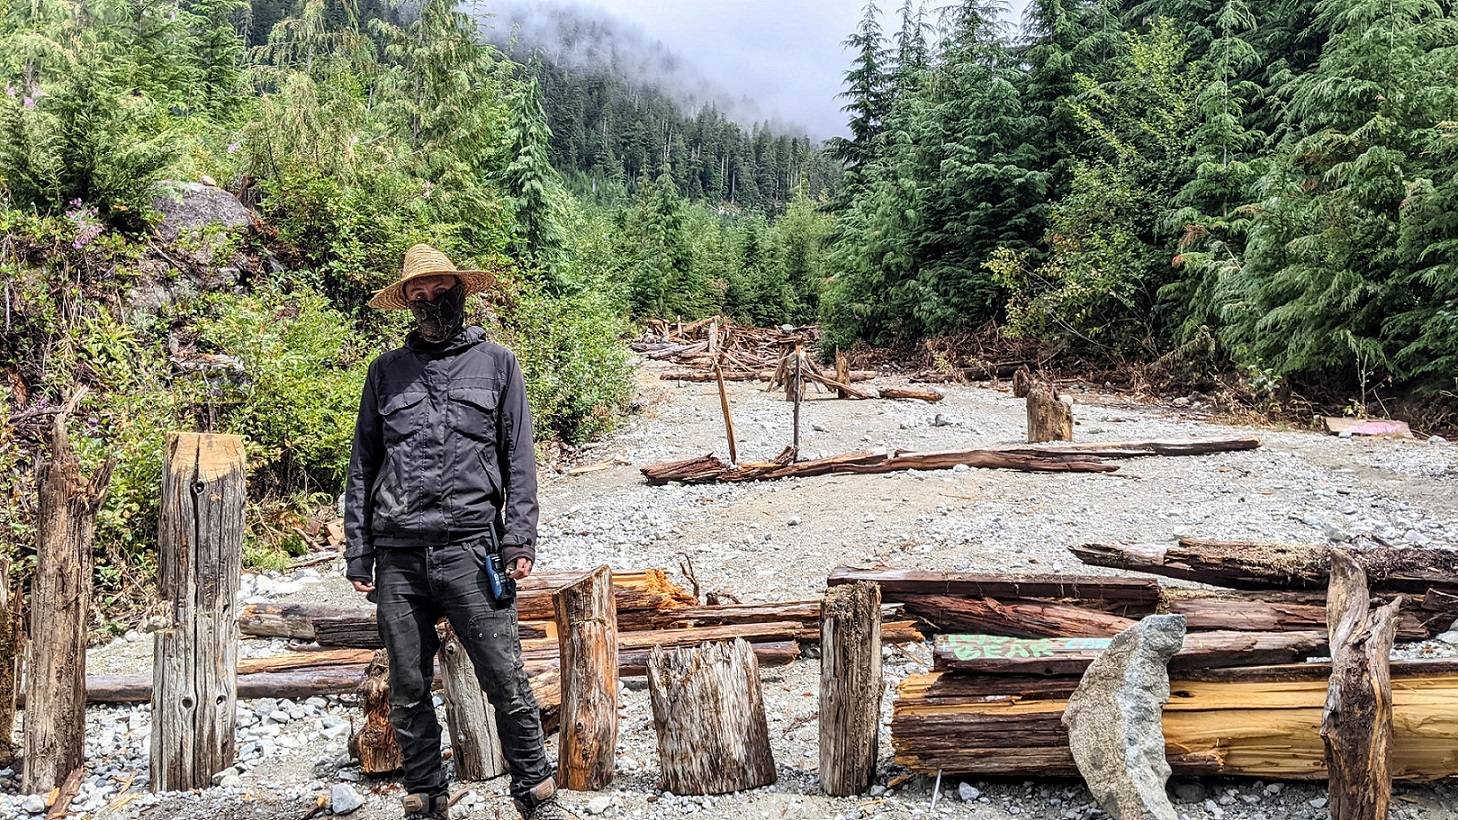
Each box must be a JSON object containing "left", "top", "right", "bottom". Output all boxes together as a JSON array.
[
  {"left": 23, "top": 413, "right": 113, "bottom": 794},
  {"left": 438, "top": 624, "right": 506, "bottom": 781},
  {"left": 819, "top": 582, "right": 883, "bottom": 796},
  {"left": 149, "top": 433, "right": 245, "bottom": 792},
  {"left": 791, "top": 345, "right": 804, "bottom": 459},
  {"left": 714, "top": 363, "right": 738, "bottom": 465},
  {"left": 647, "top": 639, "right": 776, "bottom": 795},
  {"left": 349, "top": 650, "right": 402, "bottom": 774},
  {"left": 1322, "top": 550, "right": 1401, "bottom": 819},
  {"left": 0, "top": 557, "right": 20, "bottom": 767},
  {"left": 554, "top": 566, "right": 618, "bottom": 790}
]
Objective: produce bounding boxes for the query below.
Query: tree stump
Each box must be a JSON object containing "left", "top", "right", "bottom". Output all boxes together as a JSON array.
[
  {"left": 646, "top": 639, "right": 776, "bottom": 795},
  {"left": 22, "top": 416, "right": 113, "bottom": 794},
  {"left": 1026, "top": 382, "right": 1073, "bottom": 443},
  {"left": 349, "top": 650, "right": 402, "bottom": 774},
  {"left": 438, "top": 624, "right": 506, "bottom": 781},
  {"left": 0, "top": 557, "right": 21, "bottom": 767},
  {"left": 819, "top": 582, "right": 882, "bottom": 796},
  {"left": 149, "top": 433, "right": 246, "bottom": 792},
  {"left": 835, "top": 349, "right": 851, "bottom": 399},
  {"left": 1012, "top": 366, "right": 1033, "bottom": 398},
  {"left": 1322, "top": 550, "right": 1401, "bottom": 820},
  {"left": 554, "top": 566, "right": 618, "bottom": 790}
]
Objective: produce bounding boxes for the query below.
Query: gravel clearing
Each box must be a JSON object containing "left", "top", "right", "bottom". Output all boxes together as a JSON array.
[{"left": 5, "top": 361, "right": 1457, "bottom": 819}]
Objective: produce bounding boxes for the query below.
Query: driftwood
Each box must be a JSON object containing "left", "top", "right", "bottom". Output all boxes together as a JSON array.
[
  {"left": 659, "top": 369, "right": 877, "bottom": 383},
  {"left": 554, "top": 566, "right": 618, "bottom": 790},
  {"left": 438, "top": 624, "right": 506, "bottom": 781},
  {"left": 643, "top": 447, "right": 1117, "bottom": 484},
  {"left": 23, "top": 414, "right": 114, "bottom": 794},
  {"left": 819, "top": 583, "right": 882, "bottom": 796},
  {"left": 828, "top": 566, "right": 1162, "bottom": 608},
  {"left": 891, "top": 661, "right": 1458, "bottom": 779},
  {"left": 900, "top": 595, "right": 1137, "bottom": 638},
  {"left": 999, "top": 438, "right": 1261, "bottom": 459},
  {"left": 1158, "top": 588, "right": 1438, "bottom": 641},
  {"left": 0, "top": 558, "right": 19, "bottom": 767},
  {"left": 647, "top": 639, "right": 776, "bottom": 795},
  {"left": 1322, "top": 550, "right": 1401, "bottom": 819},
  {"left": 714, "top": 363, "right": 738, "bottom": 464},
  {"left": 150, "top": 433, "right": 246, "bottom": 792},
  {"left": 348, "top": 651, "right": 401, "bottom": 774},
  {"left": 1026, "top": 383, "right": 1073, "bottom": 443},
  {"left": 1072, "top": 537, "right": 1458, "bottom": 595},
  {"left": 932, "top": 630, "right": 1327, "bottom": 675}
]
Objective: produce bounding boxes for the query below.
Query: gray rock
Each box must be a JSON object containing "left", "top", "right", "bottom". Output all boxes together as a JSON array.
[
  {"left": 1063, "top": 614, "right": 1186, "bottom": 820},
  {"left": 150, "top": 181, "right": 252, "bottom": 242},
  {"left": 330, "top": 783, "right": 364, "bottom": 815},
  {"left": 958, "top": 782, "right": 981, "bottom": 802},
  {"left": 219, "top": 773, "right": 243, "bottom": 788},
  {"left": 1171, "top": 781, "right": 1206, "bottom": 804},
  {"left": 585, "top": 795, "right": 613, "bottom": 815},
  {"left": 21, "top": 794, "right": 47, "bottom": 814}
]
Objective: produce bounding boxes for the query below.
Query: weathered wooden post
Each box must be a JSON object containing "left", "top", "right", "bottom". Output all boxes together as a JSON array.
[
  {"left": 438, "top": 624, "right": 506, "bottom": 780},
  {"left": 713, "top": 362, "right": 738, "bottom": 465},
  {"left": 1026, "top": 382, "right": 1073, "bottom": 443},
  {"left": 1322, "top": 549, "right": 1401, "bottom": 820},
  {"left": 819, "top": 581, "right": 883, "bottom": 796},
  {"left": 349, "top": 650, "right": 402, "bottom": 773},
  {"left": 553, "top": 565, "right": 618, "bottom": 790},
  {"left": 0, "top": 557, "right": 21, "bottom": 767},
  {"left": 149, "top": 432, "right": 245, "bottom": 792},
  {"left": 23, "top": 414, "right": 113, "bottom": 794},
  {"left": 646, "top": 639, "right": 775, "bottom": 795},
  {"left": 834, "top": 349, "right": 851, "bottom": 399}
]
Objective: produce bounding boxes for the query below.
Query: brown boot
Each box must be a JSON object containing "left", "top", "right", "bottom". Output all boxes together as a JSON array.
[
  {"left": 402, "top": 791, "right": 450, "bottom": 820},
  {"left": 513, "top": 778, "right": 580, "bottom": 820}
]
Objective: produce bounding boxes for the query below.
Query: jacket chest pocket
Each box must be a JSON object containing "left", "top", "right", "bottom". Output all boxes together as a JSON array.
[
  {"left": 448, "top": 385, "right": 499, "bottom": 444},
  {"left": 379, "top": 390, "right": 427, "bottom": 444}
]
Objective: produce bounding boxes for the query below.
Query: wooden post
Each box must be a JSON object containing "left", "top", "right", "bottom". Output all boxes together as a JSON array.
[
  {"left": 790, "top": 345, "right": 804, "bottom": 458},
  {"left": 1026, "top": 382, "right": 1073, "bottom": 443},
  {"left": 714, "top": 363, "right": 738, "bottom": 465},
  {"left": 819, "top": 582, "right": 883, "bottom": 796},
  {"left": 438, "top": 624, "right": 506, "bottom": 780},
  {"left": 22, "top": 414, "right": 113, "bottom": 794},
  {"left": 150, "top": 432, "right": 246, "bottom": 792},
  {"left": 554, "top": 566, "right": 618, "bottom": 790},
  {"left": 1322, "top": 550, "right": 1401, "bottom": 819},
  {"left": 0, "top": 557, "right": 20, "bottom": 767},
  {"left": 646, "top": 639, "right": 776, "bottom": 795},
  {"left": 707, "top": 318, "right": 720, "bottom": 357},
  {"left": 349, "top": 650, "right": 402, "bottom": 774},
  {"left": 834, "top": 349, "right": 851, "bottom": 399}
]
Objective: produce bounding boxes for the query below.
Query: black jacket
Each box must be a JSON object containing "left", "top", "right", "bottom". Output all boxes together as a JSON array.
[{"left": 344, "top": 326, "right": 539, "bottom": 582}]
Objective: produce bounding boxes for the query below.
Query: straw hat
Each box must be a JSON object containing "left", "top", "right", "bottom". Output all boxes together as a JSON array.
[{"left": 367, "top": 244, "right": 499, "bottom": 310}]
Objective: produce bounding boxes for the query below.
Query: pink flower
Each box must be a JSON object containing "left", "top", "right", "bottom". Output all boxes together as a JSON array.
[
  {"left": 227, "top": 142, "right": 241, "bottom": 154},
  {"left": 22, "top": 96, "right": 35, "bottom": 109}
]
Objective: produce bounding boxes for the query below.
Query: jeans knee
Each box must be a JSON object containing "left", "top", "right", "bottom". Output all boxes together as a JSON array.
[{"left": 389, "top": 672, "right": 432, "bottom": 709}]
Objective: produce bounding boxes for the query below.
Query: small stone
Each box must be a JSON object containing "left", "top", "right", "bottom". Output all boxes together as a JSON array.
[
  {"left": 211, "top": 767, "right": 240, "bottom": 785},
  {"left": 1429, "top": 435, "right": 1447, "bottom": 445},
  {"left": 219, "top": 773, "right": 243, "bottom": 788},
  {"left": 22, "top": 794, "right": 47, "bottom": 814},
  {"left": 1172, "top": 781, "right": 1206, "bottom": 803},
  {"left": 331, "top": 783, "right": 364, "bottom": 815},
  {"left": 958, "top": 782, "right": 981, "bottom": 802},
  {"left": 585, "top": 795, "right": 613, "bottom": 815},
  {"left": 868, "top": 784, "right": 886, "bottom": 797},
  {"left": 267, "top": 709, "right": 292, "bottom": 723},
  {"left": 1437, "top": 630, "right": 1458, "bottom": 646},
  {"left": 337, "top": 768, "right": 363, "bottom": 783},
  {"left": 1309, "top": 797, "right": 1328, "bottom": 809}
]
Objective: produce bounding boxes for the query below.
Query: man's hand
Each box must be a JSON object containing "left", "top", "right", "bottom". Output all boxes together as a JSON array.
[
  {"left": 352, "top": 580, "right": 375, "bottom": 594},
  {"left": 509, "top": 557, "right": 533, "bottom": 580}
]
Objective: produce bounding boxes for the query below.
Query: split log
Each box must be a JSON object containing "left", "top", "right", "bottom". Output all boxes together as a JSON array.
[
  {"left": 933, "top": 630, "right": 1327, "bottom": 675},
  {"left": 643, "top": 447, "right": 1118, "bottom": 484},
  {"left": 828, "top": 566, "right": 1162, "bottom": 608},
  {"left": 1072, "top": 538, "right": 1458, "bottom": 596},
  {"left": 1000, "top": 437, "right": 1261, "bottom": 459},
  {"left": 819, "top": 583, "right": 882, "bottom": 796},
  {"left": 554, "top": 565, "right": 617, "bottom": 790},
  {"left": 647, "top": 639, "right": 776, "bottom": 795},
  {"left": 150, "top": 433, "right": 246, "bottom": 792},
  {"left": 0, "top": 558, "right": 19, "bottom": 767},
  {"left": 439, "top": 624, "right": 506, "bottom": 781},
  {"left": 1026, "top": 383, "right": 1073, "bottom": 443},
  {"left": 890, "top": 660, "right": 1458, "bottom": 779},
  {"left": 1322, "top": 550, "right": 1401, "bottom": 819},
  {"left": 23, "top": 415, "right": 114, "bottom": 794},
  {"left": 900, "top": 595, "right": 1137, "bottom": 638},
  {"left": 45, "top": 767, "right": 83, "bottom": 820},
  {"left": 348, "top": 651, "right": 402, "bottom": 774}
]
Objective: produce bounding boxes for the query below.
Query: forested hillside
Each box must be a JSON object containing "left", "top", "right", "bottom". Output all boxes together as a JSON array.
[{"left": 821, "top": 0, "right": 1458, "bottom": 425}]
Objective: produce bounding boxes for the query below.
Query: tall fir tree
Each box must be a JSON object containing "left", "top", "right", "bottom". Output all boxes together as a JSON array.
[
  {"left": 826, "top": 0, "right": 890, "bottom": 197},
  {"left": 505, "top": 70, "right": 568, "bottom": 288}
]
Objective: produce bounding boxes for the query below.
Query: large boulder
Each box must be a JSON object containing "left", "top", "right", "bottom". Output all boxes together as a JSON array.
[
  {"left": 1062, "top": 614, "right": 1186, "bottom": 820},
  {"left": 150, "top": 181, "right": 253, "bottom": 242}
]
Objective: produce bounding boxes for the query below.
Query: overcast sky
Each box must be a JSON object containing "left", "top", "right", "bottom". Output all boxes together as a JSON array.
[{"left": 562, "top": 0, "right": 1032, "bottom": 139}]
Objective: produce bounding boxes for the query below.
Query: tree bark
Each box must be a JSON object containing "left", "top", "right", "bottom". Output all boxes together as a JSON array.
[
  {"left": 1322, "top": 550, "right": 1401, "bottom": 820},
  {"left": 1026, "top": 383, "right": 1073, "bottom": 443},
  {"left": 932, "top": 630, "right": 1327, "bottom": 675},
  {"left": 348, "top": 650, "right": 402, "bottom": 774},
  {"left": 819, "top": 582, "right": 882, "bottom": 796},
  {"left": 438, "top": 624, "right": 506, "bottom": 781},
  {"left": 150, "top": 433, "right": 246, "bottom": 792},
  {"left": 647, "top": 639, "right": 776, "bottom": 795},
  {"left": 0, "top": 557, "right": 20, "bottom": 767},
  {"left": 553, "top": 566, "right": 618, "bottom": 790},
  {"left": 22, "top": 415, "right": 113, "bottom": 794}
]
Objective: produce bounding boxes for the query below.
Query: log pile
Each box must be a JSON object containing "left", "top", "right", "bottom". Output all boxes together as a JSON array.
[{"left": 632, "top": 317, "right": 818, "bottom": 377}]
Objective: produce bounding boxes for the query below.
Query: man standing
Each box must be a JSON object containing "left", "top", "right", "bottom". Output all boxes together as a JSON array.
[{"left": 344, "top": 245, "right": 575, "bottom": 820}]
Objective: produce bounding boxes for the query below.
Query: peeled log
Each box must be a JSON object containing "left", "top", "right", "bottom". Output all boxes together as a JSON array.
[
  {"left": 647, "top": 639, "right": 776, "bottom": 795},
  {"left": 819, "top": 583, "right": 882, "bottom": 796}
]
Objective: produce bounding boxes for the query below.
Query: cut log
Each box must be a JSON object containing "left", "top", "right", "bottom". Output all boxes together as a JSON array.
[
  {"left": 150, "top": 433, "right": 246, "bottom": 793},
  {"left": 1072, "top": 538, "right": 1458, "bottom": 596},
  {"left": 0, "top": 558, "right": 19, "bottom": 767},
  {"left": 1000, "top": 438, "right": 1261, "bottom": 458},
  {"left": 891, "top": 660, "right": 1458, "bottom": 779},
  {"left": 349, "top": 651, "right": 401, "bottom": 774},
  {"left": 643, "top": 448, "right": 1118, "bottom": 484},
  {"left": 238, "top": 602, "right": 340, "bottom": 641},
  {"left": 933, "top": 630, "right": 1327, "bottom": 675},
  {"left": 647, "top": 639, "right": 776, "bottom": 795},
  {"left": 876, "top": 386, "right": 944, "bottom": 403},
  {"left": 1026, "top": 383, "right": 1073, "bottom": 443},
  {"left": 1322, "top": 550, "right": 1401, "bottom": 819},
  {"left": 898, "top": 595, "right": 1137, "bottom": 638},
  {"left": 613, "top": 640, "right": 798, "bottom": 678},
  {"left": 828, "top": 566, "right": 1162, "bottom": 608},
  {"left": 438, "top": 624, "right": 506, "bottom": 781},
  {"left": 23, "top": 414, "right": 114, "bottom": 794},
  {"left": 1160, "top": 588, "right": 1434, "bottom": 641},
  {"left": 554, "top": 566, "right": 618, "bottom": 790},
  {"left": 819, "top": 583, "right": 882, "bottom": 796}
]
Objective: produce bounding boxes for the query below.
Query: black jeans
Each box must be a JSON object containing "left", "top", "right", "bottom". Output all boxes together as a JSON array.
[{"left": 373, "top": 542, "right": 554, "bottom": 801}]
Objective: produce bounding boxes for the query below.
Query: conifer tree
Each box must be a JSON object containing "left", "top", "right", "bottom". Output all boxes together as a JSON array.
[
  {"left": 826, "top": 0, "right": 889, "bottom": 195},
  {"left": 505, "top": 72, "right": 568, "bottom": 287}
]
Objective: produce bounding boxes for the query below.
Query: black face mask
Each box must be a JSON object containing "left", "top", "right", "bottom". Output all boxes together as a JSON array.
[{"left": 407, "top": 281, "right": 466, "bottom": 343}]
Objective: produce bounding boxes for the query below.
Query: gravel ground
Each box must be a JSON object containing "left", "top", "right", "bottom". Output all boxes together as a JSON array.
[{"left": 5, "top": 361, "right": 1458, "bottom": 820}]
